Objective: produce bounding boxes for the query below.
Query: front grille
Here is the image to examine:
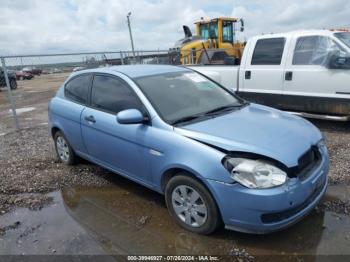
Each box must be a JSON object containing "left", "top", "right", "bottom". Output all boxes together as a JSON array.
[
  {"left": 294, "top": 146, "right": 321, "bottom": 180},
  {"left": 299, "top": 147, "right": 317, "bottom": 170},
  {"left": 261, "top": 176, "right": 326, "bottom": 224}
]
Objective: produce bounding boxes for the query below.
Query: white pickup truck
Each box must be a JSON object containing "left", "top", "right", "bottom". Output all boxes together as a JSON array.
[{"left": 190, "top": 30, "right": 350, "bottom": 120}]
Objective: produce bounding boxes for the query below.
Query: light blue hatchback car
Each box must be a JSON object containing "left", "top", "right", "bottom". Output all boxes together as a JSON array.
[{"left": 49, "top": 65, "right": 329, "bottom": 234}]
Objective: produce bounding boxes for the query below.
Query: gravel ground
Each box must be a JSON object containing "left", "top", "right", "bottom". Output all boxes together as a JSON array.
[
  {"left": 0, "top": 126, "right": 112, "bottom": 215},
  {"left": 318, "top": 120, "right": 350, "bottom": 185}
]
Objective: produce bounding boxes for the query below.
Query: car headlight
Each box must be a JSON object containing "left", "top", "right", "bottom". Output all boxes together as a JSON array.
[{"left": 223, "top": 157, "right": 287, "bottom": 189}]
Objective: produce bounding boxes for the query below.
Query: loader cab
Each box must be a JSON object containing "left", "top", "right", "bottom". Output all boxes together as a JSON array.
[
  {"left": 194, "top": 17, "right": 245, "bottom": 62},
  {"left": 195, "top": 17, "right": 244, "bottom": 44}
]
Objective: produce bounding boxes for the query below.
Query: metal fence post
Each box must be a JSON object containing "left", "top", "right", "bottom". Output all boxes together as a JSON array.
[
  {"left": 156, "top": 49, "right": 159, "bottom": 64},
  {"left": 1, "top": 57, "right": 20, "bottom": 130},
  {"left": 120, "top": 51, "right": 124, "bottom": 65}
]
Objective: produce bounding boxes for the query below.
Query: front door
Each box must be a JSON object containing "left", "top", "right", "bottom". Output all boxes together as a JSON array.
[
  {"left": 81, "top": 74, "right": 152, "bottom": 184},
  {"left": 282, "top": 35, "right": 350, "bottom": 115}
]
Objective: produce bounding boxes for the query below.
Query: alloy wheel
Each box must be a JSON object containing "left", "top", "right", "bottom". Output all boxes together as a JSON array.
[
  {"left": 171, "top": 185, "right": 208, "bottom": 227},
  {"left": 56, "top": 136, "right": 70, "bottom": 162}
]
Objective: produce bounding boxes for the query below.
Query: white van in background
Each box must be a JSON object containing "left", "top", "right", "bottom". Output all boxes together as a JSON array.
[{"left": 189, "top": 30, "right": 350, "bottom": 120}]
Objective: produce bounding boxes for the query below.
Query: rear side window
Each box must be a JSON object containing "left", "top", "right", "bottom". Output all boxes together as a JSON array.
[
  {"left": 251, "top": 38, "right": 285, "bottom": 65},
  {"left": 65, "top": 74, "right": 91, "bottom": 104},
  {"left": 292, "top": 36, "right": 343, "bottom": 65},
  {"left": 91, "top": 75, "right": 144, "bottom": 114}
]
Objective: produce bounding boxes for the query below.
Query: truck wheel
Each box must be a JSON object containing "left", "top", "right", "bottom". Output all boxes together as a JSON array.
[
  {"left": 54, "top": 131, "right": 77, "bottom": 165},
  {"left": 10, "top": 79, "right": 17, "bottom": 89},
  {"left": 165, "top": 174, "right": 221, "bottom": 235}
]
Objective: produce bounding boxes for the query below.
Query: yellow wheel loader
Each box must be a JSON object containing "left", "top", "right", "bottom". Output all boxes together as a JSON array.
[{"left": 169, "top": 17, "right": 245, "bottom": 65}]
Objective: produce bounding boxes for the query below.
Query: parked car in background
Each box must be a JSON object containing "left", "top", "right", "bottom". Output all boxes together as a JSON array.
[
  {"left": 190, "top": 30, "right": 350, "bottom": 121},
  {"left": 0, "top": 68, "right": 17, "bottom": 90},
  {"left": 50, "top": 68, "right": 63, "bottom": 74},
  {"left": 23, "top": 67, "right": 42, "bottom": 75},
  {"left": 16, "top": 70, "right": 34, "bottom": 80},
  {"left": 49, "top": 65, "right": 329, "bottom": 234}
]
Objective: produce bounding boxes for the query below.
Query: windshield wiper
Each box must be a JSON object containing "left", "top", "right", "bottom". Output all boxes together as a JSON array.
[
  {"left": 203, "top": 103, "right": 247, "bottom": 115},
  {"left": 171, "top": 115, "right": 205, "bottom": 125},
  {"left": 171, "top": 102, "right": 249, "bottom": 126}
]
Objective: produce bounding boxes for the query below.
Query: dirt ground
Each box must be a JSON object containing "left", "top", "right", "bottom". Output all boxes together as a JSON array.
[{"left": 0, "top": 74, "right": 350, "bottom": 261}]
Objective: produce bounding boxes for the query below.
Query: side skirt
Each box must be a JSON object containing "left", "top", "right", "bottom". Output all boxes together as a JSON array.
[{"left": 237, "top": 91, "right": 350, "bottom": 117}]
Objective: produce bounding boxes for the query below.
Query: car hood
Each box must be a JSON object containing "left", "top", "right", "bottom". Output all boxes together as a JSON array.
[{"left": 175, "top": 104, "right": 322, "bottom": 168}]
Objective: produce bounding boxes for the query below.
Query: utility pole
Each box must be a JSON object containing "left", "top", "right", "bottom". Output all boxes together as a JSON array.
[{"left": 126, "top": 12, "right": 136, "bottom": 62}]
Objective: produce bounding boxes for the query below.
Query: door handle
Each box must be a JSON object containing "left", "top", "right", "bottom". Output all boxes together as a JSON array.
[
  {"left": 84, "top": 115, "right": 96, "bottom": 123},
  {"left": 245, "top": 70, "right": 251, "bottom": 79},
  {"left": 285, "top": 71, "right": 293, "bottom": 81}
]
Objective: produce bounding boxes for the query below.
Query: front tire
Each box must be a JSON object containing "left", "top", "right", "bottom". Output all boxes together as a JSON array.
[
  {"left": 165, "top": 174, "right": 221, "bottom": 235},
  {"left": 54, "top": 131, "right": 76, "bottom": 165}
]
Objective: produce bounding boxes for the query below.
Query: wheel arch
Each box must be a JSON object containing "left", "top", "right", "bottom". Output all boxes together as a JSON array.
[
  {"left": 51, "top": 126, "right": 61, "bottom": 138},
  {"left": 161, "top": 166, "right": 224, "bottom": 227},
  {"left": 160, "top": 167, "right": 220, "bottom": 208}
]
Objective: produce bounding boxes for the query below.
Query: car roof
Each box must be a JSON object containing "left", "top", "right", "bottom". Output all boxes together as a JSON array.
[
  {"left": 251, "top": 29, "right": 343, "bottom": 40},
  {"left": 75, "top": 64, "right": 190, "bottom": 79}
]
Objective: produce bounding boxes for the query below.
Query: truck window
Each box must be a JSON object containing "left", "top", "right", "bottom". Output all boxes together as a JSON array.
[
  {"left": 334, "top": 32, "right": 350, "bottom": 48},
  {"left": 209, "top": 22, "right": 218, "bottom": 38},
  {"left": 292, "top": 36, "right": 343, "bottom": 65},
  {"left": 251, "top": 38, "right": 285, "bottom": 65},
  {"left": 199, "top": 24, "right": 209, "bottom": 39},
  {"left": 222, "top": 21, "right": 233, "bottom": 43}
]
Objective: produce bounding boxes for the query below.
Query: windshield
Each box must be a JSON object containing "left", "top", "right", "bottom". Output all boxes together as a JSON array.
[
  {"left": 334, "top": 32, "right": 350, "bottom": 49},
  {"left": 134, "top": 71, "right": 242, "bottom": 124},
  {"left": 199, "top": 22, "right": 218, "bottom": 39}
]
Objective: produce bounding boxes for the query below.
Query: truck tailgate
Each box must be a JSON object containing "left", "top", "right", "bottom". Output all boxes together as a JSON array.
[{"left": 187, "top": 65, "right": 239, "bottom": 91}]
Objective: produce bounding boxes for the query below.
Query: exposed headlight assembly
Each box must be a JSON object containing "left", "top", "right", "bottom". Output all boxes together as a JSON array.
[{"left": 223, "top": 157, "right": 287, "bottom": 189}]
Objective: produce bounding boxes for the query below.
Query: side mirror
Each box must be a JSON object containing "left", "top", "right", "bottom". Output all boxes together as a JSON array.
[
  {"left": 328, "top": 52, "right": 350, "bottom": 69},
  {"left": 240, "top": 18, "right": 244, "bottom": 32},
  {"left": 117, "top": 109, "right": 146, "bottom": 125}
]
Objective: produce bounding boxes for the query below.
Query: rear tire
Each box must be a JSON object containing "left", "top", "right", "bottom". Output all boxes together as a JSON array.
[
  {"left": 165, "top": 174, "right": 221, "bottom": 235},
  {"left": 54, "top": 131, "right": 77, "bottom": 165}
]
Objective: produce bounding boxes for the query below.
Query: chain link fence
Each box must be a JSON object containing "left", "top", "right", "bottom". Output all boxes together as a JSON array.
[{"left": 0, "top": 50, "right": 172, "bottom": 133}]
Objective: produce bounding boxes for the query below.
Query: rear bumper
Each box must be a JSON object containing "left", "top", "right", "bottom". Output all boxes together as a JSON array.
[{"left": 207, "top": 144, "right": 329, "bottom": 234}]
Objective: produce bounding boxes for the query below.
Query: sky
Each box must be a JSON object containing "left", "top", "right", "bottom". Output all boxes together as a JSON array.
[{"left": 0, "top": 0, "right": 349, "bottom": 56}]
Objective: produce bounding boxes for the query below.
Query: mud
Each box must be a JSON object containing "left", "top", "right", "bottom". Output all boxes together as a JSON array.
[{"left": 0, "top": 184, "right": 349, "bottom": 260}]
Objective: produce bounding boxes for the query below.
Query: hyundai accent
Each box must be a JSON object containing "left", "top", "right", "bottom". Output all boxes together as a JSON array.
[{"left": 48, "top": 65, "right": 329, "bottom": 234}]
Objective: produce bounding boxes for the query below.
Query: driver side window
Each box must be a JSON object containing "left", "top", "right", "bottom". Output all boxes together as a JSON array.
[
  {"left": 91, "top": 75, "right": 145, "bottom": 115},
  {"left": 292, "top": 36, "right": 343, "bottom": 65}
]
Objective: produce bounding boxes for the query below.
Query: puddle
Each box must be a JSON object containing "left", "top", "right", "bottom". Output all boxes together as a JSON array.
[
  {"left": 8, "top": 107, "right": 36, "bottom": 115},
  {"left": 0, "top": 181, "right": 349, "bottom": 259}
]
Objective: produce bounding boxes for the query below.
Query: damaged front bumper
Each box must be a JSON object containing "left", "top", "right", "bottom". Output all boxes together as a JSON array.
[{"left": 207, "top": 144, "right": 329, "bottom": 234}]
